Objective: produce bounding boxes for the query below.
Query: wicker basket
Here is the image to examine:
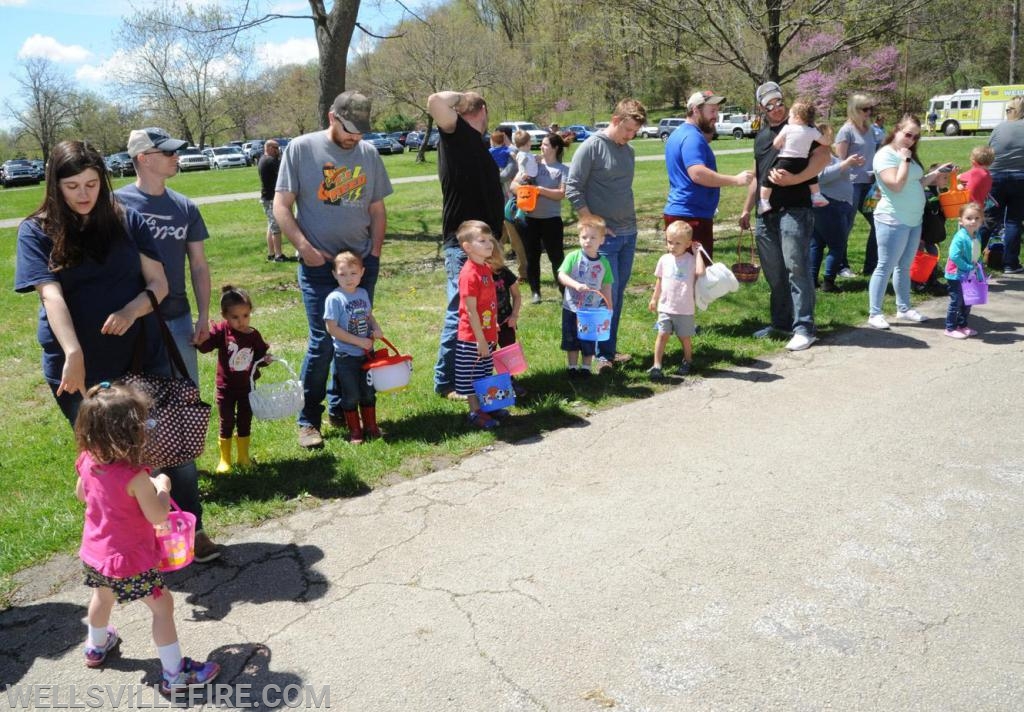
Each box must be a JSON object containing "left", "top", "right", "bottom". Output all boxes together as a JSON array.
[
  {"left": 731, "top": 229, "right": 761, "bottom": 283},
  {"left": 249, "top": 358, "right": 303, "bottom": 420}
]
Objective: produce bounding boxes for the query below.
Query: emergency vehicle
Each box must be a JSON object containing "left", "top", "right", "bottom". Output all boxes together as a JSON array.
[{"left": 926, "top": 85, "right": 1024, "bottom": 135}]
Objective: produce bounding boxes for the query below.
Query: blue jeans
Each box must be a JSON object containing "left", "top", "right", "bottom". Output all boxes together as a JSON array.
[
  {"left": 597, "top": 232, "right": 637, "bottom": 359},
  {"left": 945, "top": 279, "right": 971, "bottom": 331},
  {"left": 989, "top": 172, "right": 1024, "bottom": 269},
  {"left": 756, "top": 209, "right": 816, "bottom": 336},
  {"left": 433, "top": 246, "right": 467, "bottom": 393},
  {"left": 331, "top": 353, "right": 375, "bottom": 411},
  {"left": 869, "top": 220, "right": 921, "bottom": 315},
  {"left": 809, "top": 201, "right": 855, "bottom": 282},
  {"left": 165, "top": 312, "right": 200, "bottom": 385}
]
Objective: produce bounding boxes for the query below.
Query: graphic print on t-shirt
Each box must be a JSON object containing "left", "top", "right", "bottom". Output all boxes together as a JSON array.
[
  {"left": 318, "top": 163, "right": 367, "bottom": 204},
  {"left": 136, "top": 212, "right": 187, "bottom": 242}
]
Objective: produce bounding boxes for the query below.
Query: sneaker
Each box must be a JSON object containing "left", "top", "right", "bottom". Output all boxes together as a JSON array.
[
  {"left": 272, "top": 254, "right": 288, "bottom": 263},
  {"left": 266, "top": 254, "right": 275, "bottom": 262},
  {"left": 674, "top": 362, "right": 692, "bottom": 376},
  {"left": 838, "top": 268, "right": 857, "bottom": 279},
  {"left": 958, "top": 326, "right": 978, "bottom": 337},
  {"left": 944, "top": 328, "right": 968, "bottom": 340},
  {"left": 159, "top": 657, "right": 221, "bottom": 697},
  {"left": 327, "top": 413, "right": 345, "bottom": 429},
  {"left": 1003, "top": 265, "right": 1024, "bottom": 274},
  {"left": 867, "top": 314, "right": 890, "bottom": 330},
  {"left": 647, "top": 366, "right": 664, "bottom": 380},
  {"left": 896, "top": 309, "right": 927, "bottom": 323},
  {"left": 752, "top": 326, "right": 775, "bottom": 338},
  {"left": 785, "top": 333, "right": 816, "bottom": 351},
  {"left": 811, "top": 194, "right": 830, "bottom": 207},
  {"left": 467, "top": 411, "right": 499, "bottom": 429},
  {"left": 444, "top": 390, "right": 468, "bottom": 401},
  {"left": 297, "top": 425, "right": 324, "bottom": 449},
  {"left": 193, "top": 531, "right": 221, "bottom": 563},
  {"left": 613, "top": 352, "right": 632, "bottom": 364},
  {"left": 594, "top": 357, "right": 613, "bottom": 372},
  {"left": 84, "top": 626, "right": 119, "bottom": 668},
  {"left": 531, "top": 292, "right": 542, "bottom": 304}
]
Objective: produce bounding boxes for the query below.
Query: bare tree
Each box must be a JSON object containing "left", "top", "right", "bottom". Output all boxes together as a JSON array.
[
  {"left": 118, "top": 1, "right": 253, "bottom": 147},
  {"left": 5, "top": 59, "right": 76, "bottom": 159}
]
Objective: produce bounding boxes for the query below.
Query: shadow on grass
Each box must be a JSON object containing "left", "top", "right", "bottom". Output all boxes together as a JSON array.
[
  {"left": 202, "top": 453, "right": 371, "bottom": 505},
  {"left": 0, "top": 601, "right": 86, "bottom": 688}
]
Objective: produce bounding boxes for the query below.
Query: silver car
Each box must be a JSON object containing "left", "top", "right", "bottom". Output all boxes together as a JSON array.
[{"left": 177, "top": 148, "right": 211, "bottom": 172}]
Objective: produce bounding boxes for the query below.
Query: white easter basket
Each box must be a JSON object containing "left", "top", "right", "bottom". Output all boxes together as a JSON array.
[{"left": 249, "top": 358, "right": 303, "bottom": 420}]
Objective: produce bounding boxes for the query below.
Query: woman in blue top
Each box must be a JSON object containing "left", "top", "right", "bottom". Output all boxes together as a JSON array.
[
  {"left": 834, "top": 92, "right": 879, "bottom": 276},
  {"left": 14, "top": 141, "right": 168, "bottom": 424},
  {"left": 866, "top": 114, "right": 954, "bottom": 330}
]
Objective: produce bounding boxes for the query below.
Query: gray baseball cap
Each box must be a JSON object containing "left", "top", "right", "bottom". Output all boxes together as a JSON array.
[{"left": 755, "top": 82, "right": 783, "bottom": 108}]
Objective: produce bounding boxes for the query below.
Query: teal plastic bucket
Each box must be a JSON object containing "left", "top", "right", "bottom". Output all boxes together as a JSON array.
[
  {"left": 473, "top": 373, "right": 515, "bottom": 412},
  {"left": 576, "top": 306, "right": 612, "bottom": 342}
]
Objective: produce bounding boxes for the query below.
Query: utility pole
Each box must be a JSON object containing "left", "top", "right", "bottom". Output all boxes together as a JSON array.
[{"left": 1012, "top": 0, "right": 1020, "bottom": 83}]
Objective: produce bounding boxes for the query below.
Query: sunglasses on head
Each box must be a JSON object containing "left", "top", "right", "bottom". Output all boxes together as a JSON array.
[{"left": 144, "top": 149, "right": 177, "bottom": 157}]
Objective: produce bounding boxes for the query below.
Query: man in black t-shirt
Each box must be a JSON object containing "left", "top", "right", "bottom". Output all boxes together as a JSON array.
[
  {"left": 427, "top": 90, "right": 504, "bottom": 396},
  {"left": 258, "top": 140, "right": 287, "bottom": 261},
  {"left": 740, "top": 81, "right": 829, "bottom": 352}
]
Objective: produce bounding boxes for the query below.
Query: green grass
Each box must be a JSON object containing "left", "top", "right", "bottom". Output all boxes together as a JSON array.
[{"left": 0, "top": 135, "right": 986, "bottom": 606}]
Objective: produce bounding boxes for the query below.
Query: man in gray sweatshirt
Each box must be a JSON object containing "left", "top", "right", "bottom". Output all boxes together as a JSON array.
[{"left": 565, "top": 98, "right": 647, "bottom": 369}]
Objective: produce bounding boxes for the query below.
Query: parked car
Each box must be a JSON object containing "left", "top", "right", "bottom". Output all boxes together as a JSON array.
[
  {"left": 637, "top": 124, "right": 659, "bottom": 139},
  {"left": 105, "top": 152, "right": 136, "bottom": 178},
  {"left": 388, "top": 131, "right": 412, "bottom": 146},
  {"left": 363, "top": 132, "right": 403, "bottom": 155},
  {"left": 1, "top": 159, "right": 41, "bottom": 188},
  {"left": 594, "top": 121, "right": 610, "bottom": 130},
  {"left": 496, "top": 121, "right": 546, "bottom": 147},
  {"left": 177, "top": 147, "right": 211, "bottom": 172},
  {"left": 714, "top": 113, "right": 759, "bottom": 139},
  {"left": 202, "top": 146, "right": 248, "bottom": 169},
  {"left": 406, "top": 129, "right": 440, "bottom": 150},
  {"left": 30, "top": 159, "right": 45, "bottom": 180},
  {"left": 565, "top": 125, "right": 595, "bottom": 141},
  {"left": 243, "top": 139, "right": 266, "bottom": 163},
  {"left": 658, "top": 117, "right": 686, "bottom": 140}
]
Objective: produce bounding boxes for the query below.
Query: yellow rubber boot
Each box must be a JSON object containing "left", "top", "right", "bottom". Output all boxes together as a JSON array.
[
  {"left": 216, "top": 437, "right": 232, "bottom": 474},
  {"left": 235, "top": 436, "right": 251, "bottom": 467}
]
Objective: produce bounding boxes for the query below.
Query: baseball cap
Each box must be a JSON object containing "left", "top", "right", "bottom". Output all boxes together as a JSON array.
[
  {"left": 687, "top": 91, "right": 726, "bottom": 110},
  {"left": 756, "top": 82, "right": 783, "bottom": 108},
  {"left": 126, "top": 128, "right": 188, "bottom": 158},
  {"left": 330, "top": 90, "right": 372, "bottom": 134}
]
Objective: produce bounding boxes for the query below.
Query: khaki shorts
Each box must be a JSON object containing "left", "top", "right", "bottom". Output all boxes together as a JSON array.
[{"left": 656, "top": 312, "right": 696, "bottom": 337}]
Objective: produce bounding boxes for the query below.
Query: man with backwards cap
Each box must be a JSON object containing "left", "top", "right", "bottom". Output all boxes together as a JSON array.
[
  {"left": 116, "top": 127, "right": 219, "bottom": 562},
  {"left": 740, "top": 81, "right": 829, "bottom": 352},
  {"left": 663, "top": 90, "right": 754, "bottom": 260},
  {"left": 274, "top": 90, "right": 393, "bottom": 449}
]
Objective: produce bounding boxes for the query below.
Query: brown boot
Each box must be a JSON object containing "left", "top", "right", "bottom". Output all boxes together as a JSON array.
[
  {"left": 343, "top": 409, "right": 364, "bottom": 444},
  {"left": 360, "top": 404, "right": 381, "bottom": 439}
]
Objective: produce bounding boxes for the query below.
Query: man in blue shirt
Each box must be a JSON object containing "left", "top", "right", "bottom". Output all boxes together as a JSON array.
[{"left": 663, "top": 90, "right": 753, "bottom": 260}]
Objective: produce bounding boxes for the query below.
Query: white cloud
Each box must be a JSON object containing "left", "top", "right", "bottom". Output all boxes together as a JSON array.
[
  {"left": 75, "top": 50, "right": 132, "bottom": 85},
  {"left": 0, "top": 0, "right": 28, "bottom": 6},
  {"left": 256, "top": 37, "right": 319, "bottom": 68},
  {"left": 18, "top": 34, "right": 91, "bottom": 63}
]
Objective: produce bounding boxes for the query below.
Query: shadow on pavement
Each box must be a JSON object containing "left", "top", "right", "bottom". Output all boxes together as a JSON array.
[{"left": 0, "top": 601, "right": 86, "bottom": 688}]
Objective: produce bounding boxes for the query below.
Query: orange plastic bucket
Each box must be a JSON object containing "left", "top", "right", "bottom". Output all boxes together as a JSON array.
[
  {"left": 910, "top": 249, "right": 938, "bottom": 282},
  {"left": 938, "top": 171, "right": 970, "bottom": 219},
  {"left": 492, "top": 342, "right": 527, "bottom": 375},
  {"left": 515, "top": 185, "right": 539, "bottom": 212}
]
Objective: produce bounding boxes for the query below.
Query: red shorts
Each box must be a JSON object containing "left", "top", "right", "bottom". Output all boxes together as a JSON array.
[{"left": 663, "top": 215, "right": 714, "bottom": 259}]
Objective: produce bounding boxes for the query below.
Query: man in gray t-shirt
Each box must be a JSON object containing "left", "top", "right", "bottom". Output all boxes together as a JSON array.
[{"left": 274, "top": 90, "right": 394, "bottom": 449}]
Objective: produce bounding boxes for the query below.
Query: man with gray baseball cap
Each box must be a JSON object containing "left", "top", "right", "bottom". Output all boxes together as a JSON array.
[
  {"left": 739, "top": 81, "right": 829, "bottom": 352},
  {"left": 274, "top": 90, "right": 393, "bottom": 449}
]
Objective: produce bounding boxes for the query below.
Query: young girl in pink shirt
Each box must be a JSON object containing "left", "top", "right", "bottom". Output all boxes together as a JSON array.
[{"left": 75, "top": 382, "right": 220, "bottom": 696}]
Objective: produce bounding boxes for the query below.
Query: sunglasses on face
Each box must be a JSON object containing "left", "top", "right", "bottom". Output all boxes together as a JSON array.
[
  {"left": 860, "top": 106, "right": 875, "bottom": 113},
  {"left": 902, "top": 131, "right": 920, "bottom": 141},
  {"left": 763, "top": 101, "right": 784, "bottom": 112},
  {"left": 144, "top": 149, "right": 177, "bottom": 157}
]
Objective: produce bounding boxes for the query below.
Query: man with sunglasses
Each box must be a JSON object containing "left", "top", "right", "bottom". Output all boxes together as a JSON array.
[
  {"left": 274, "top": 90, "right": 393, "bottom": 449},
  {"left": 740, "top": 82, "right": 830, "bottom": 352},
  {"left": 116, "top": 127, "right": 220, "bottom": 562}
]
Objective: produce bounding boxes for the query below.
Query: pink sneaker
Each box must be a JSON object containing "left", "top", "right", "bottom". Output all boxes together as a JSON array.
[
  {"left": 944, "top": 329, "right": 968, "bottom": 340},
  {"left": 958, "top": 327, "right": 978, "bottom": 337}
]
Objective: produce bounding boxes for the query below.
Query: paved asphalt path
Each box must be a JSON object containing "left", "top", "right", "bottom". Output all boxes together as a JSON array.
[{"left": 3, "top": 271, "right": 1023, "bottom": 710}]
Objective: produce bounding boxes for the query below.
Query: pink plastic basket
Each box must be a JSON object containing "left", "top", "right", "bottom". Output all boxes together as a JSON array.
[
  {"left": 155, "top": 498, "right": 196, "bottom": 572},
  {"left": 492, "top": 342, "right": 528, "bottom": 375}
]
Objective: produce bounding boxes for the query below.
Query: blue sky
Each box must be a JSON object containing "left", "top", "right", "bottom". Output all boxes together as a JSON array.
[{"left": 0, "top": 0, "right": 417, "bottom": 129}]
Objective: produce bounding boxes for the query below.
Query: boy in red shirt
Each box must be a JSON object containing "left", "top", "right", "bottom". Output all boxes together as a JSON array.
[
  {"left": 957, "top": 146, "right": 994, "bottom": 206},
  {"left": 454, "top": 221, "right": 503, "bottom": 429}
]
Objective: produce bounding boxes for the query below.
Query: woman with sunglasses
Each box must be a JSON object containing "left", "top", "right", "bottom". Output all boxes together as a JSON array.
[
  {"left": 866, "top": 114, "right": 955, "bottom": 330},
  {"left": 835, "top": 92, "right": 880, "bottom": 277},
  {"left": 15, "top": 140, "right": 169, "bottom": 423},
  {"left": 984, "top": 95, "right": 1024, "bottom": 273}
]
